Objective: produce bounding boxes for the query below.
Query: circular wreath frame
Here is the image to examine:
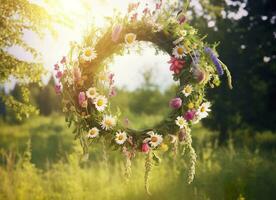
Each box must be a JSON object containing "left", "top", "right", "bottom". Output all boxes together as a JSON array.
[{"left": 56, "top": 6, "right": 232, "bottom": 191}]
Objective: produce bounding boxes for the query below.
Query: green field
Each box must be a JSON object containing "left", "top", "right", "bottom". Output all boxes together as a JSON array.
[{"left": 0, "top": 115, "right": 275, "bottom": 200}]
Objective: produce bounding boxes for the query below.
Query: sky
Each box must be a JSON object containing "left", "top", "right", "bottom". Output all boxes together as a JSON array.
[{"left": 6, "top": 0, "right": 176, "bottom": 92}]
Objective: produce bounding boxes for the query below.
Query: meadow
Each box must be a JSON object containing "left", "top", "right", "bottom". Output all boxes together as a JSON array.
[{"left": 0, "top": 115, "right": 275, "bottom": 200}]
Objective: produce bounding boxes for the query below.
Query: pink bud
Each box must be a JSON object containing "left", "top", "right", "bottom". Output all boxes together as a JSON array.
[
  {"left": 169, "top": 97, "right": 182, "bottom": 109},
  {"left": 55, "top": 71, "right": 63, "bottom": 79},
  {"left": 141, "top": 143, "right": 150, "bottom": 153},
  {"left": 78, "top": 92, "right": 87, "bottom": 108},
  {"left": 54, "top": 63, "right": 59, "bottom": 70},
  {"left": 178, "top": 14, "right": 186, "bottom": 24},
  {"left": 60, "top": 56, "right": 66, "bottom": 64},
  {"left": 55, "top": 84, "right": 62, "bottom": 94},
  {"left": 112, "top": 24, "right": 123, "bottom": 42}
]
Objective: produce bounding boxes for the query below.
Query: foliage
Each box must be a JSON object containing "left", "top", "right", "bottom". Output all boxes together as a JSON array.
[
  {"left": 0, "top": 116, "right": 275, "bottom": 200},
  {"left": 0, "top": 0, "right": 67, "bottom": 120},
  {"left": 197, "top": 0, "right": 276, "bottom": 143}
]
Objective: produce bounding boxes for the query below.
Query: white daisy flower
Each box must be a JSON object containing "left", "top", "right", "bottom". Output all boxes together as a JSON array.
[
  {"left": 81, "top": 47, "right": 97, "bottom": 62},
  {"left": 182, "top": 84, "right": 193, "bottom": 97},
  {"left": 86, "top": 87, "right": 98, "bottom": 99},
  {"left": 87, "top": 127, "right": 99, "bottom": 138},
  {"left": 175, "top": 116, "right": 187, "bottom": 129},
  {"left": 101, "top": 115, "right": 116, "bottom": 130},
  {"left": 93, "top": 95, "right": 108, "bottom": 112},
  {"left": 172, "top": 45, "right": 187, "bottom": 59},
  {"left": 197, "top": 102, "right": 211, "bottom": 119},
  {"left": 144, "top": 131, "right": 163, "bottom": 148},
  {"left": 115, "top": 131, "right": 127, "bottom": 145},
  {"left": 125, "top": 33, "right": 136, "bottom": 45}
]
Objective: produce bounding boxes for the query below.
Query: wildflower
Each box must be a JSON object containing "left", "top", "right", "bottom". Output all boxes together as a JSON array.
[
  {"left": 125, "top": 33, "right": 136, "bottom": 45},
  {"left": 141, "top": 143, "right": 150, "bottom": 153},
  {"left": 197, "top": 102, "right": 211, "bottom": 119},
  {"left": 115, "top": 131, "right": 127, "bottom": 145},
  {"left": 191, "top": 65, "right": 209, "bottom": 84},
  {"left": 73, "top": 67, "right": 82, "bottom": 82},
  {"left": 182, "top": 84, "right": 193, "bottom": 97},
  {"left": 101, "top": 115, "right": 116, "bottom": 130},
  {"left": 60, "top": 56, "right": 66, "bottom": 64},
  {"left": 144, "top": 131, "right": 163, "bottom": 148},
  {"left": 81, "top": 47, "right": 97, "bottom": 62},
  {"left": 169, "top": 97, "right": 182, "bottom": 109},
  {"left": 108, "top": 73, "right": 115, "bottom": 86},
  {"left": 175, "top": 116, "right": 187, "bottom": 129},
  {"left": 168, "top": 57, "right": 185, "bottom": 74},
  {"left": 112, "top": 24, "right": 123, "bottom": 42},
  {"left": 55, "top": 84, "right": 62, "bottom": 94},
  {"left": 204, "top": 47, "right": 224, "bottom": 76},
  {"left": 187, "top": 102, "right": 194, "bottom": 109},
  {"left": 184, "top": 109, "right": 197, "bottom": 121},
  {"left": 54, "top": 63, "right": 59, "bottom": 70},
  {"left": 172, "top": 45, "right": 187, "bottom": 59},
  {"left": 55, "top": 71, "right": 63, "bottom": 79},
  {"left": 86, "top": 87, "right": 98, "bottom": 99},
  {"left": 78, "top": 92, "right": 87, "bottom": 108},
  {"left": 93, "top": 95, "right": 108, "bottom": 112},
  {"left": 88, "top": 127, "right": 99, "bottom": 138}
]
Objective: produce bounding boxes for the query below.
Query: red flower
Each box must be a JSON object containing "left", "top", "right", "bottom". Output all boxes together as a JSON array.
[
  {"left": 168, "top": 57, "right": 185, "bottom": 74},
  {"left": 141, "top": 143, "right": 150, "bottom": 153}
]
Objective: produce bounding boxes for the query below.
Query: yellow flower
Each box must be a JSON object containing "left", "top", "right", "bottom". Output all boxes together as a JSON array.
[
  {"left": 159, "top": 143, "right": 168, "bottom": 152},
  {"left": 125, "top": 33, "right": 136, "bottom": 45},
  {"left": 188, "top": 102, "right": 194, "bottom": 109}
]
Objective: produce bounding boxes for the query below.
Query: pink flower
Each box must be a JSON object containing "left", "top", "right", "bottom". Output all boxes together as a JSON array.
[
  {"left": 108, "top": 73, "right": 115, "bottom": 86},
  {"left": 60, "top": 56, "right": 66, "bottom": 64},
  {"left": 177, "top": 14, "right": 186, "bottom": 24},
  {"left": 55, "top": 84, "right": 62, "bottom": 94},
  {"left": 109, "top": 87, "right": 117, "bottom": 97},
  {"left": 112, "top": 24, "right": 123, "bottom": 42},
  {"left": 169, "top": 97, "right": 182, "bottom": 109},
  {"left": 141, "top": 143, "right": 150, "bottom": 153},
  {"left": 55, "top": 71, "right": 63, "bottom": 79},
  {"left": 54, "top": 63, "right": 59, "bottom": 70},
  {"left": 78, "top": 92, "right": 87, "bottom": 108},
  {"left": 168, "top": 57, "right": 185, "bottom": 74},
  {"left": 156, "top": 2, "right": 162, "bottom": 10},
  {"left": 184, "top": 109, "right": 197, "bottom": 121}
]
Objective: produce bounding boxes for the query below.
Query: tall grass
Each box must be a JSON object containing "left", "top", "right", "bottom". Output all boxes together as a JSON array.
[{"left": 0, "top": 116, "right": 275, "bottom": 200}]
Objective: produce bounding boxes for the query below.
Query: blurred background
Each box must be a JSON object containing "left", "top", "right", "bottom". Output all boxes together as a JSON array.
[{"left": 0, "top": 0, "right": 275, "bottom": 199}]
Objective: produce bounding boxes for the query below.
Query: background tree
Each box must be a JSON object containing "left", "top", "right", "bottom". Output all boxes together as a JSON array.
[{"left": 0, "top": 0, "right": 68, "bottom": 120}]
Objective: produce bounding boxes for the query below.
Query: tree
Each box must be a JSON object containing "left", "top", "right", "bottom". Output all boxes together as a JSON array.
[
  {"left": 0, "top": 0, "right": 65, "bottom": 120},
  {"left": 200, "top": 0, "right": 276, "bottom": 144}
]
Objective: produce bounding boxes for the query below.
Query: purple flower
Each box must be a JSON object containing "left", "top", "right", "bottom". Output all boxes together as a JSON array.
[
  {"left": 169, "top": 97, "right": 182, "bottom": 109},
  {"left": 204, "top": 47, "right": 224, "bottom": 76},
  {"left": 184, "top": 109, "right": 196, "bottom": 121},
  {"left": 108, "top": 73, "right": 115, "bottom": 86}
]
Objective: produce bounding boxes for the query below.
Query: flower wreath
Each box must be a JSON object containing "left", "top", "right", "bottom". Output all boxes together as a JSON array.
[{"left": 54, "top": 1, "right": 232, "bottom": 193}]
